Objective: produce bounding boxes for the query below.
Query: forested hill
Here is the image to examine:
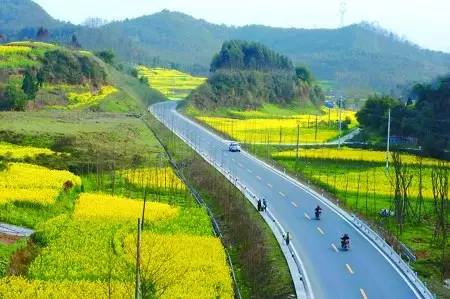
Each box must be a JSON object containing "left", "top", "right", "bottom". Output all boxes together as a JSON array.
[
  {"left": 210, "top": 40, "right": 293, "bottom": 72},
  {"left": 0, "top": 0, "right": 62, "bottom": 32},
  {"left": 2, "top": 1, "right": 450, "bottom": 96},
  {"left": 188, "top": 41, "right": 323, "bottom": 110}
]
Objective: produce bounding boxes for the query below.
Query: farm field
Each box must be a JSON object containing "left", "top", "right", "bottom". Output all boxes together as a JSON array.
[
  {"left": 0, "top": 112, "right": 233, "bottom": 298},
  {"left": 193, "top": 106, "right": 358, "bottom": 144},
  {"left": 137, "top": 66, "right": 206, "bottom": 100},
  {"left": 250, "top": 143, "right": 449, "bottom": 292}
]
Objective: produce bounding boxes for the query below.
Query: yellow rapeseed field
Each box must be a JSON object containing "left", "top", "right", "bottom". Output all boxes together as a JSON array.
[
  {"left": 273, "top": 147, "right": 441, "bottom": 166},
  {"left": 197, "top": 107, "right": 357, "bottom": 144},
  {"left": 66, "top": 85, "right": 118, "bottom": 109},
  {"left": 0, "top": 163, "right": 80, "bottom": 205},
  {"left": 74, "top": 193, "right": 179, "bottom": 222},
  {"left": 124, "top": 232, "right": 234, "bottom": 299},
  {"left": 0, "top": 45, "right": 32, "bottom": 54},
  {"left": 0, "top": 142, "right": 54, "bottom": 159},
  {"left": 0, "top": 277, "right": 131, "bottom": 299},
  {"left": 120, "top": 167, "right": 186, "bottom": 190},
  {"left": 137, "top": 66, "right": 206, "bottom": 100}
]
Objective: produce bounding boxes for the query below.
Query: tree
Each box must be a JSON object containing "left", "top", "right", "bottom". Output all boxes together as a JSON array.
[
  {"left": 431, "top": 163, "right": 448, "bottom": 278},
  {"left": 356, "top": 95, "right": 400, "bottom": 134},
  {"left": 36, "top": 26, "right": 49, "bottom": 41},
  {"left": 22, "top": 70, "right": 39, "bottom": 100},
  {"left": 295, "top": 66, "right": 314, "bottom": 84},
  {"left": 0, "top": 83, "right": 27, "bottom": 111},
  {"left": 71, "top": 34, "right": 81, "bottom": 48},
  {"left": 389, "top": 152, "right": 414, "bottom": 235},
  {"left": 96, "top": 50, "right": 115, "bottom": 65}
]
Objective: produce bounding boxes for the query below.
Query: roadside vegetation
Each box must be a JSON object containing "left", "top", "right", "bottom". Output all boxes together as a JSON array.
[{"left": 146, "top": 114, "right": 295, "bottom": 298}]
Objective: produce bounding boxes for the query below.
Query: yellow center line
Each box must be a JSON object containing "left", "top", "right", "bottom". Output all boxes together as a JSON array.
[
  {"left": 304, "top": 213, "right": 311, "bottom": 220},
  {"left": 291, "top": 201, "right": 298, "bottom": 208},
  {"left": 279, "top": 192, "right": 286, "bottom": 197},
  {"left": 317, "top": 227, "right": 325, "bottom": 235},
  {"left": 346, "top": 264, "right": 354, "bottom": 274},
  {"left": 360, "top": 288, "right": 368, "bottom": 299}
]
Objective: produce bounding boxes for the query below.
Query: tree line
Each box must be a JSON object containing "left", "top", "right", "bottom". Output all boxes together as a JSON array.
[{"left": 357, "top": 75, "right": 450, "bottom": 159}]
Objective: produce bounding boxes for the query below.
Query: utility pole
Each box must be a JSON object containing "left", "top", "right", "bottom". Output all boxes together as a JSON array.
[
  {"left": 340, "top": 1, "right": 347, "bottom": 28},
  {"left": 135, "top": 218, "right": 141, "bottom": 299},
  {"left": 339, "top": 98, "right": 342, "bottom": 148},
  {"left": 386, "top": 108, "right": 391, "bottom": 169},
  {"left": 295, "top": 123, "right": 300, "bottom": 169}
]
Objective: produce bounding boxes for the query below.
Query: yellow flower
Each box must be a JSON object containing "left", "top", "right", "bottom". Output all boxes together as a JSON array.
[{"left": 74, "top": 193, "right": 179, "bottom": 222}]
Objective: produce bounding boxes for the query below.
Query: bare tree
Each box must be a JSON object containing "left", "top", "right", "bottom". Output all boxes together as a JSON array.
[
  {"left": 389, "top": 152, "right": 414, "bottom": 235},
  {"left": 431, "top": 163, "right": 449, "bottom": 278}
]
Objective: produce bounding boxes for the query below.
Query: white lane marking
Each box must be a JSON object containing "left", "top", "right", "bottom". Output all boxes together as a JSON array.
[
  {"left": 267, "top": 183, "right": 273, "bottom": 188},
  {"left": 256, "top": 176, "right": 262, "bottom": 181},
  {"left": 232, "top": 158, "right": 235, "bottom": 162},
  {"left": 235, "top": 149, "right": 421, "bottom": 298},
  {"left": 238, "top": 163, "right": 243, "bottom": 168},
  {"left": 360, "top": 289, "right": 368, "bottom": 299},
  {"left": 291, "top": 201, "right": 298, "bottom": 208},
  {"left": 331, "top": 243, "right": 339, "bottom": 253},
  {"left": 317, "top": 227, "right": 325, "bottom": 235},
  {"left": 247, "top": 169, "right": 253, "bottom": 173},
  {"left": 346, "top": 264, "right": 354, "bottom": 274},
  {"left": 304, "top": 213, "right": 311, "bottom": 220},
  {"left": 279, "top": 192, "right": 286, "bottom": 197}
]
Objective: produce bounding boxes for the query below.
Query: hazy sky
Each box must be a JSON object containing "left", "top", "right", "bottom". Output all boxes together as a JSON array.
[{"left": 34, "top": 0, "right": 450, "bottom": 52}]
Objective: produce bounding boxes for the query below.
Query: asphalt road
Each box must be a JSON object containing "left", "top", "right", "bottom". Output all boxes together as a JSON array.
[{"left": 151, "top": 101, "right": 424, "bottom": 299}]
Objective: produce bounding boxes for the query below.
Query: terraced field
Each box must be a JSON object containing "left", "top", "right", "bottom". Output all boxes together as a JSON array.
[{"left": 137, "top": 66, "right": 206, "bottom": 100}]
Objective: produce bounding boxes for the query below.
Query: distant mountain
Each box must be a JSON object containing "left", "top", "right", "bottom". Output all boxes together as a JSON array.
[
  {"left": 1, "top": 2, "right": 450, "bottom": 96},
  {"left": 0, "top": 0, "right": 61, "bottom": 32}
]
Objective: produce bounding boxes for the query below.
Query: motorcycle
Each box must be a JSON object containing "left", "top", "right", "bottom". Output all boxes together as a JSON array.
[
  {"left": 341, "top": 238, "right": 350, "bottom": 251},
  {"left": 315, "top": 209, "right": 322, "bottom": 220}
]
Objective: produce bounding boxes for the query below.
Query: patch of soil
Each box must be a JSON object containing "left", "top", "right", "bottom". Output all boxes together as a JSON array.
[
  {"left": 415, "top": 250, "right": 430, "bottom": 260},
  {"left": 8, "top": 239, "right": 40, "bottom": 276},
  {"left": 0, "top": 233, "right": 21, "bottom": 245}
]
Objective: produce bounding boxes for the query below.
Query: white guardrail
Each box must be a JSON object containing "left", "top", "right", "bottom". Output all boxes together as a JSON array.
[
  {"left": 150, "top": 104, "right": 434, "bottom": 299},
  {"left": 150, "top": 105, "right": 311, "bottom": 299}
]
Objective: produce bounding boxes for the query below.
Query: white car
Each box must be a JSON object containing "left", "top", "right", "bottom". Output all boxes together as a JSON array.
[{"left": 229, "top": 142, "right": 241, "bottom": 152}]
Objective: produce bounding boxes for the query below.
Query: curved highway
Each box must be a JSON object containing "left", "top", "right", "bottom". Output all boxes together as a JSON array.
[{"left": 150, "top": 101, "right": 429, "bottom": 299}]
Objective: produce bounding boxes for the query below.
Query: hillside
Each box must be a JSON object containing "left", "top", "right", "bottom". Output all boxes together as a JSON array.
[
  {"left": 0, "top": 41, "right": 164, "bottom": 112},
  {"left": 1, "top": 2, "right": 450, "bottom": 96}
]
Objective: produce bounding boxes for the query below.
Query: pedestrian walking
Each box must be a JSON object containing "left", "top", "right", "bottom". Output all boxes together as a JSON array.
[
  {"left": 262, "top": 198, "right": 267, "bottom": 211},
  {"left": 285, "top": 232, "right": 290, "bottom": 246},
  {"left": 257, "top": 199, "right": 262, "bottom": 211}
]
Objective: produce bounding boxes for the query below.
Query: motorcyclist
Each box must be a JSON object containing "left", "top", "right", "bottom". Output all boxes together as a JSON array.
[
  {"left": 314, "top": 205, "right": 322, "bottom": 219},
  {"left": 341, "top": 233, "right": 350, "bottom": 250}
]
